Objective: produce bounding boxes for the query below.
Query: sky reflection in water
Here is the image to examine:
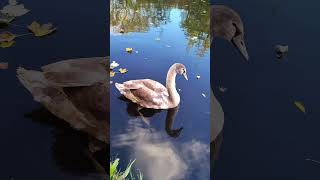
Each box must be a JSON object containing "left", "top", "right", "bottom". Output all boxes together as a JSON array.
[{"left": 110, "top": 0, "right": 210, "bottom": 179}]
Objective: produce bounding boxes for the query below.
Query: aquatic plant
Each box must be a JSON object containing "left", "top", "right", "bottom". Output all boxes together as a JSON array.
[{"left": 110, "top": 158, "right": 143, "bottom": 180}]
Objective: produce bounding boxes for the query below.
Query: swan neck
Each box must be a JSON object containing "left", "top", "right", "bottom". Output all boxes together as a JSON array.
[{"left": 166, "top": 66, "right": 178, "bottom": 98}]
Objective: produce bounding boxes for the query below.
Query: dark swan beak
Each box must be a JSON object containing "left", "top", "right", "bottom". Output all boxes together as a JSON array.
[
  {"left": 183, "top": 73, "right": 188, "bottom": 80},
  {"left": 232, "top": 35, "right": 249, "bottom": 61}
]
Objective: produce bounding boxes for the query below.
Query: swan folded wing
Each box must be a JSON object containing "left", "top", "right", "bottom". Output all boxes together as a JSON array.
[
  {"left": 130, "top": 87, "right": 169, "bottom": 108},
  {"left": 44, "top": 71, "right": 107, "bottom": 87},
  {"left": 41, "top": 57, "right": 109, "bottom": 87},
  {"left": 41, "top": 57, "right": 108, "bottom": 73}
]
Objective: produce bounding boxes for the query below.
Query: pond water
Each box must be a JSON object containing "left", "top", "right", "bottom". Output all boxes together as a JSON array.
[
  {"left": 0, "top": 0, "right": 108, "bottom": 179},
  {"left": 212, "top": 0, "right": 320, "bottom": 179},
  {"left": 110, "top": 0, "right": 210, "bottom": 179}
]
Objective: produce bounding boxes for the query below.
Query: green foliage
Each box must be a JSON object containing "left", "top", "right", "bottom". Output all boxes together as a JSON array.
[
  {"left": 110, "top": 0, "right": 210, "bottom": 56},
  {"left": 110, "top": 158, "right": 142, "bottom": 180}
]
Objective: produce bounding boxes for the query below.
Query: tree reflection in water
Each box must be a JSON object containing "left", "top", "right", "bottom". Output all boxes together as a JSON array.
[{"left": 110, "top": 0, "right": 210, "bottom": 57}]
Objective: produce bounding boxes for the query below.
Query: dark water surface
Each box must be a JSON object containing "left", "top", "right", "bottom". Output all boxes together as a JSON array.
[
  {"left": 0, "top": 0, "right": 108, "bottom": 179},
  {"left": 110, "top": 0, "right": 210, "bottom": 179},
  {"left": 212, "top": 0, "right": 320, "bottom": 179}
]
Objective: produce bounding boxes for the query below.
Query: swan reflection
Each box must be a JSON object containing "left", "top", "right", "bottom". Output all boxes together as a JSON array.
[
  {"left": 25, "top": 108, "right": 107, "bottom": 179},
  {"left": 113, "top": 98, "right": 209, "bottom": 180},
  {"left": 120, "top": 96, "right": 183, "bottom": 138}
]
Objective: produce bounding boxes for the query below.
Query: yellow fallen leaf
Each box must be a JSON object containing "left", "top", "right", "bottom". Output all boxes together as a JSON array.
[
  {"left": 126, "top": 48, "right": 133, "bottom": 53},
  {"left": 0, "top": 40, "right": 15, "bottom": 48},
  {"left": 27, "top": 21, "right": 57, "bottom": 37},
  {"left": 119, "top": 68, "right": 128, "bottom": 74},
  {"left": 110, "top": 71, "right": 115, "bottom": 77},
  {"left": 294, "top": 101, "right": 306, "bottom": 114},
  {"left": 0, "top": 62, "right": 8, "bottom": 69},
  {"left": 0, "top": 31, "right": 15, "bottom": 42}
]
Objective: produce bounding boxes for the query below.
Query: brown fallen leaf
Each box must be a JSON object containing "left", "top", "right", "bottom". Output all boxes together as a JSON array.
[
  {"left": 0, "top": 31, "right": 15, "bottom": 42},
  {"left": 0, "top": 40, "right": 15, "bottom": 48},
  {"left": 0, "top": 62, "right": 8, "bottom": 69},
  {"left": 27, "top": 21, "right": 57, "bottom": 37}
]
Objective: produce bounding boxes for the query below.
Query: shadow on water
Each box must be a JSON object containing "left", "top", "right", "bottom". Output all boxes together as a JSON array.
[{"left": 25, "top": 108, "right": 108, "bottom": 179}]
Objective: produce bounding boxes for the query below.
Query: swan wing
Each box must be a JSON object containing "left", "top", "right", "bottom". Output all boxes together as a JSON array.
[
  {"left": 42, "top": 57, "right": 109, "bottom": 87},
  {"left": 116, "top": 79, "right": 169, "bottom": 109}
]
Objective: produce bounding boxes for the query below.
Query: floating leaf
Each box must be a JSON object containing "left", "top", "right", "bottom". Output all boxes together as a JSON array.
[
  {"left": 27, "top": 21, "right": 57, "bottom": 37},
  {"left": 0, "top": 12, "right": 15, "bottom": 23},
  {"left": 219, "top": 86, "right": 227, "bottom": 92},
  {"left": 202, "top": 93, "right": 206, "bottom": 98},
  {"left": 110, "top": 61, "right": 119, "bottom": 69},
  {"left": 119, "top": 68, "right": 128, "bottom": 74},
  {"left": 0, "top": 0, "right": 29, "bottom": 17},
  {"left": 275, "top": 44, "right": 288, "bottom": 59},
  {"left": 110, "top": 71, "right": 115, "bottom": 77},
  {"left": 196, "top": 75, "right": 200, "bottom": 79},
  {"left": 0, "top": 40, "right": 15, "bottom": 48},
  {"left": 0, "top": 31, "right": 15, "bottom": 42},
  {"left": 125, "top": 48, "right": 133, "bottom": 53},
  {"left": 0, "top": 62, "right": 8, "bottom": 69},
  {"left": 294, "top": 101, "right": 306, "bottom": 114}
]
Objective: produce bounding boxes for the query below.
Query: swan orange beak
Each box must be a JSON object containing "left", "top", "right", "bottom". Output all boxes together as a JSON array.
[{"left": 183, "top": 73, "right": 188, "bottom": 80}]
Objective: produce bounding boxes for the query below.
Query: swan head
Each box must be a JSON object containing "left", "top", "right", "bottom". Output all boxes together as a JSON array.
[
  {"left": 174, "top": 63, "right": 188, "bottom": 80},
  {"left": 211, "top": 5, "right": 249, "bottom": 61},
  {"left": 231, "top": 22, "right": 249, "bottom": 60}
]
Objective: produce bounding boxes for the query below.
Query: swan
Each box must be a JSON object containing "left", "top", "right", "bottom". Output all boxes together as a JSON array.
[
  {"left": 115, "top": 63, "right": 188, "bottom": 109},
  {"left": 211, "top": 5, "right": 249, "bottom": 60},
  {"left": 17, "top": 57, "right": 110, "bottom": 143}
]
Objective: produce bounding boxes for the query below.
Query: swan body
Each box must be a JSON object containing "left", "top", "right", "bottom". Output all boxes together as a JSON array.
[
  {"left": 17, "top": 57, "right": 110, "bottom": 143},
  {"left": 211, "top": 90, "right": 224, "bottom": 142},
  {"left": 115, "top": 63, "right": 188, "bottom": 109}
]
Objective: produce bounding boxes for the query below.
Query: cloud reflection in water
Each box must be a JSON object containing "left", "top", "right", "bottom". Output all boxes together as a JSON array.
[{"left": 112, "top": 118, "right": 209, "bottom": 180}]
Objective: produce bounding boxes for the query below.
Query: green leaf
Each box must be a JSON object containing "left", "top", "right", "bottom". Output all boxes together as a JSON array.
[
  {"left": 110, "top": 158, "right": 119, "bottom": 177},
  {"left": 121, "top": 159, "right": 136, "bottom": 179},
  {"left": 138, "top": 170, "right": 143, "bottom": 180}
]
